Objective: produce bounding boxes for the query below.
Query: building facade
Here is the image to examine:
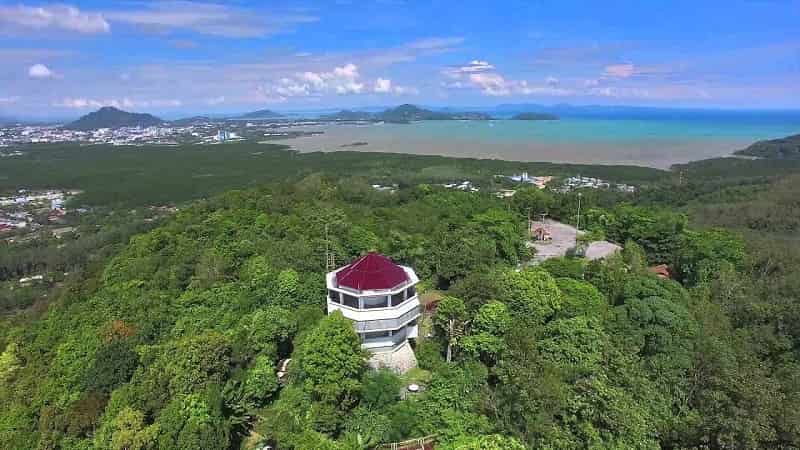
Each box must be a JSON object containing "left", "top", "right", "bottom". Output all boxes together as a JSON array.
[{"left": 326, "top": 253, "right": 421, "bottom": 352}]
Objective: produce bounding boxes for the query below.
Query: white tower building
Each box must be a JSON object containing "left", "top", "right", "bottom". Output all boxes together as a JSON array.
[{"left": 326, "top": 253, "right": 421, "bottom": 365}]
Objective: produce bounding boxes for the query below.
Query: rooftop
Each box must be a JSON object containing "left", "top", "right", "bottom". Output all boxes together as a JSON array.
[{"left": 336, "top": 252, "right": 409, "bottom": 291}]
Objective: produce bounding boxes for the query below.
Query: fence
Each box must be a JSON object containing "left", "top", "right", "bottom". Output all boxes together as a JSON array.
[{"left": 376, "top": 435, "right": 436, "bottom": 450}]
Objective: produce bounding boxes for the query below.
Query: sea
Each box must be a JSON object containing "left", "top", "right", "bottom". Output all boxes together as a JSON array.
[{"left": 283, "top": 109, "right": 800, "bottom": 169}]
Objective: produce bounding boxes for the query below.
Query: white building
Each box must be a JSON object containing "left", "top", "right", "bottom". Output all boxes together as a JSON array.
[{"left": 326, "top": 253, "right": 421, "bottom": 355}]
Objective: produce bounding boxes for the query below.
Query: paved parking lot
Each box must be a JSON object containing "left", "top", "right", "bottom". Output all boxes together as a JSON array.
[{"left": 527, "top": 219, "right": 621, "bottom": 263}]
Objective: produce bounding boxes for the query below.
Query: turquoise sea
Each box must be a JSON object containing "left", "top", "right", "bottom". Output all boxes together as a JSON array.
[{"left": 287, "top": 113, "right": 800, "bottom": 168}]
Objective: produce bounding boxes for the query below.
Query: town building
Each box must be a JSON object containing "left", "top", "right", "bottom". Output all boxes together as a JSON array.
[{"left": 326, "top": 252, "right": 421, "bottom": 372}]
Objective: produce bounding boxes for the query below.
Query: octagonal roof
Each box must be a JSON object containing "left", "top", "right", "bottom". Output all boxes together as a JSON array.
[{"left": 336, "top": 252, "right": 409, "bottom": 291}]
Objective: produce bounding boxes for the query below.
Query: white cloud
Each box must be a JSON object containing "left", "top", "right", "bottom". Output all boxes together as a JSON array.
[
  {"left": 104, "top": 1, "right": 317, "bottom": 38},
  {"left": 406, "top": 37, "right": 464, "bottom": 50},
  {"left": 445, "top": 59, "right": 495, "bottom": 77},
  {"left": 374, "top": 78, "right": 392, "bottom": 93},
  {"left": 256, "top": 63, "right": 416, "bottom": 101},
  {"left": 447, "top": 66, "right": 572, "bottom": 97},
  {"left": 373, "top": 78, "right": 418, "bottom": 95},
  {"left": 392, "top": 85, "right": 419, "bottom": 95},
  {"left": 28, "top": 63, "right": 54, "bottom": 79},
  {"left": 54, "top": 97, "right": 182, "bottom": 109},
  {"left": 254, "top": 85, "right": 289, "bottom": 104},
  {"left": 603, "top": 63, "right": 636, "bottom": 78},
  {"left": 583, "top": 79, "right": 600, "bottom": 87},
  {"left": 0, "top": 96, "right": 20, "bottom": 104},
  {"left": 206, "top": 96, "right": 225, "bottom": 105},
  {"left": 588, "top": 85, "right": 711, "bottom": 100},
  {"left": 518, "top": 81, "right": 572, "bottom": 96},
  {"left": 267, "top": 63, "right": 366, "bottom": 99},
  {"left": 0, "top": 4, "right": 110, "bottom": 34},
  {"left": 363, "top": 36, "right": 463, "bottom": 66},
  {"left": 468, "top": 72, "right": 511, "bottom": 96}
]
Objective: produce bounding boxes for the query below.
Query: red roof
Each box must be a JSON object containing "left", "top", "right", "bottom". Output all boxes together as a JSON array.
[
  {"left": 336, "top": 253, "right": 408, "bottom": 291},
  {"left": 648, "top": 264, "right": 671, "bottom": 279}
]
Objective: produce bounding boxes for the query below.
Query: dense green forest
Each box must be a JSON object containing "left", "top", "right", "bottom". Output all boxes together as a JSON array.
[
  {"left": 0, "top": 143, "right": 665, "bottom": 207},
  {"left": 2, "top": 140, "right": 800, "bottom": 449}
]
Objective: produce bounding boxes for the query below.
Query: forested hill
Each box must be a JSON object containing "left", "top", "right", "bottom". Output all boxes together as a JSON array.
[
  {"left": 319, "top": 109, "right": 374, "bottom": 121},
  {"left": 3, "top": 169, "right": 799, "bottom": 449},
  {"left": 63, "top": 107, "right": 163, "bottom": 131},
  {"left": 237, "top": 109, "right": 284, "bottom": 119},
  {"left": 377, "top": 104, "right": 492, "bottom": 122},
  {"left": 735, "top": 133, "right": 800, "bottom": 159},
  {"left": 320, "top": 104, "right": 492, "bottom": 122}
]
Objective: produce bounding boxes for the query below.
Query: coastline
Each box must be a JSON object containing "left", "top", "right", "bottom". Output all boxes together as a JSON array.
[{"left": 278, "top": 120, "right": 787, "bottom": 169}]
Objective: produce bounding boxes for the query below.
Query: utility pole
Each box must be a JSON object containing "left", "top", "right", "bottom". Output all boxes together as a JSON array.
[
  {"left": 575, "top": 192, "right": 582, "bottom": 248},
  {"left": 527, "top": 208, "right": 532, "bottom": 236}
]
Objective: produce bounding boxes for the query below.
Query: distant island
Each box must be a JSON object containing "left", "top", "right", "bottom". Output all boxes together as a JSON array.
[
  {"left": 379, "top": 104, "right": 491, "bottom": 122},
  {"left": 63, "top": 107, "right": 163, "bottom": 131},
  {"left": 237, "top": 109, "right": 284, "bottom": 119},
  {"left": 320, "top": 110, "right": 374, "bottom": 121},
  {"left": 735, "top": 134, "right": 800, "bottom": 159},
  {"left": 340, "top": 141, "right": 369, "bottom": 148},
  {"left": 511, "top": 112, "right": 559, "bottom": 121},
  {"left": 321, "top": 104, "right": 492, "bottom": 123}
]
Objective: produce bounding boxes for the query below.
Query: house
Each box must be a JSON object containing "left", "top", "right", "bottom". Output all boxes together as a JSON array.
[
  {"left": 649, "top": 264, "right": 671, "bottom": 279},
  {"left": 495, "top": 189, "right": 516, "bottom": 198},
  {"left": 326, "top": 252, "right": 421, "bottom": 373}
]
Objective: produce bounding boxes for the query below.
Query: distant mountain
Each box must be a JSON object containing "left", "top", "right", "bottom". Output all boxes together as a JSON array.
[
  {"left": 64, "top": 107, "right": 163, "bottom": 131},
  {"left": 319, "top": 110, "right": 374, "bottom": 121},
  {"left": 237, "top": 109, "right": 284, "bottom": 119},
  {"left": 511, "top": 112, "right": 559, "bottom": 121},
  {"left": 169, "top": 116, "right": 213, "bottom": 126},
  {"left": 735, "top": 134, "right": 800, "bottom": 159},
  {"left": 377, "top": 104, "right": 492, "bottom": 123},
  {"left": 317, "top": 105, "right": 491, "bottom": 123}
]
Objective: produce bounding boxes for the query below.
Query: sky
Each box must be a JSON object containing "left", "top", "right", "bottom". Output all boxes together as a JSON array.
[{"left": 1, "top": 0, "right": 799, "bottom": 118}]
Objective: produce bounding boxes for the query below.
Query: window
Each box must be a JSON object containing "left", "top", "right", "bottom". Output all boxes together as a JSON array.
[
  {"left": 342, "top": 294, "right": 359, "bottom": 308},
  {"left": 328, "top": 290, "right": 340, "bottom": 303},
  {"left": 391, "top": 291, "right": 405, "bottom": 306},
  {"left": 406, "top": 285, "right": 416, "bottom": 299},
  {"left": 363, "top": 331, "right": 391, "bottom": 340},
  {"left": 363, "top": 296, "right": 388, "bottom": 309}
]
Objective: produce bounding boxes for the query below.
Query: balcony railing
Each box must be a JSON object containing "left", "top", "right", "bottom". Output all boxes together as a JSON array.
[{"left": 351, "top": 305, "right": 420, "bottom": 333}]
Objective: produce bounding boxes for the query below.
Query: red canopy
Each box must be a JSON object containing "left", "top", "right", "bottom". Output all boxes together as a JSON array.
[{"left": 336, "top": 253, "right": 408, "bottom": 291}]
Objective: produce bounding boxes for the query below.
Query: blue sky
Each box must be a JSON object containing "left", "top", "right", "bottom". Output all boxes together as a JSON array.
[{"left": 1, "top": 0, "right": 799, "bottom": 118}]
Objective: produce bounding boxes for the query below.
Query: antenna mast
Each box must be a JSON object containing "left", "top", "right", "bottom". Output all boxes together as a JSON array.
[{"left": 325, "top": 224, "right": 335, "bottom": 271}]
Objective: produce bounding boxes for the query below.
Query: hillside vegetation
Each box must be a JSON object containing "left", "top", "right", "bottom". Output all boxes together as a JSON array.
[
  {"left": 735, "top": 133, "right": 800, "bottom": 159},
  {"left": 3, "top": 166, "right": 800, "bottom": 449},
  {"left": 0, "top": 143, "right": 666, "bottom": 207},
  {"left": 4, "top": 135, "right": 800, "bottom": 449}
]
